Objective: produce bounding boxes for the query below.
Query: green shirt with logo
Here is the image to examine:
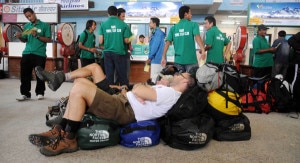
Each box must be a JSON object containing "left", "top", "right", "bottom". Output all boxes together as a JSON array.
[
  {"left": 166, "top": 19, "right": 200, "bottom": 64},
  {"left": 252, "top": 35, "right": 274, "bottom": 67},
  {"left": 80, "top": 29, "right": 96, "bottom": 59},
  {"left": 205, "top": 26, "right": 230, "bottom": 64},
  {"left": 21, "top": 19, "right": 51, "bottom": 57},
  {"left": 99, "top": 16, "right": 131, "bottom": 55}
]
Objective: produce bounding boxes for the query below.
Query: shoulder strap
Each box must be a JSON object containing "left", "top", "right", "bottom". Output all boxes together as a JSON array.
[
  {"left": 216, "top": 89, "right": 241, "bottom": 108},
  {"left": 82, "top": 30, "right": 89, "bottom": 45}
]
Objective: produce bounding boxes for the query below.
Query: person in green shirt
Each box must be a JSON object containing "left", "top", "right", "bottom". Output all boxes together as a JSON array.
[
  {"left": 117, "top": 8, "right": 132, "bottom": 82},
  {"left": 204, "top": 16, "right": 231, "bottom": 64},
  {"left": 161, "top": 5, "right": 205, "bottom": 73},
  {"left": 252, "top": 24, "right": 276, "bottom": 78},
  {"left": 15, "top": 8, "right": 51, "bottom": 101},
  {"left": 78, "top": 20, "right": 98, "bottom": 67},
  {"left": 99, "top": 6, "right": 132, "bottom": 86}
]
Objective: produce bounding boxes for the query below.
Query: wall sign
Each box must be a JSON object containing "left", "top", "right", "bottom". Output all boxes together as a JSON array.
[
  {"left": 2, "top": 3, "right": 60, "bottom": 23},
  {"left": 248, "top": 2, "right": 300, "bottom": 27},
  {"left": 44, "top": 0, "right": 89, "bottom": 10},
  {"left": 114, "top": 2, "right": 182, "bottom": 24}
]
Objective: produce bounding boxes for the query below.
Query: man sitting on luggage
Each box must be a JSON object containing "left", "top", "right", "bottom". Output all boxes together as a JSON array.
[{"left": 30, "top": 65, "right": 195, "bottom": 156}]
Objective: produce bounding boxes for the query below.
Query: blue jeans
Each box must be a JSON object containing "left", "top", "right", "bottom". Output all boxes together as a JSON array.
[{"left": 104, "top": 51, "right": 129, "bottom": 86}]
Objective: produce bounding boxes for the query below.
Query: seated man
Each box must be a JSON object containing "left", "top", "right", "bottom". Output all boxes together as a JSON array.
[{"left": 30, "top": 66, "right": 195, "bottom": 156}]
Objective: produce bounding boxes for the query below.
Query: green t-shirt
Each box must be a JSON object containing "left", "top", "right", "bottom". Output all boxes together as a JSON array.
[
  {"left": 99, "top": 16, "right": 131, "bottom": 55},
  {"left": 205, "top": 26, "right": 230, "bottom": 64},
  {"left": 80, "top": 30, "right": 96, "bottom": 59},
  {"left": 22, "top": 19, "right": 51, "bottom": 57},
  {"left": 166, "top": 19, "right": 200, "bottom": 64},
  {"left": 252, "top": 35, "right": 274, "bottom": 67}
]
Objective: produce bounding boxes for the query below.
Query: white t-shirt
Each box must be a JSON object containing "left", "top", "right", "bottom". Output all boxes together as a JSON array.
[{"left": 126, "top": 85, "right": 181, "bottom": 121}]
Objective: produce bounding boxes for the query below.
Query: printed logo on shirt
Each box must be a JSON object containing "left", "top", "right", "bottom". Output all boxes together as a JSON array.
[
  {"left": 106, "top": 25, "right": 122, "bottom": 33},
  {"left": 174, "top": 29, "right": 190, "bottom": 37},
  {"left": 216, "top": 34, "right": 225, "bottom": 41}
]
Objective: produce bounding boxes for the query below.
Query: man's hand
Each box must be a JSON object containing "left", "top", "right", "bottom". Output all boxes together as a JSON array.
[{"left": 161, "top": 58, "right": 167, "bottom": 67}]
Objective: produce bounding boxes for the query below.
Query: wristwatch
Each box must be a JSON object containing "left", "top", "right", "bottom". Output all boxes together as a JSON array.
[
  {"left": 121, "top": 87, "right": 127, "bottom": 91},
  {"left": 35, "top": 35, "right": 40, "bottom": 39}
]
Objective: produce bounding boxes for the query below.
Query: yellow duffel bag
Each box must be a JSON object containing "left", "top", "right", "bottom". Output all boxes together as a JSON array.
[{"left": 208, "top": 90, "right": 242, "bottom": 116}]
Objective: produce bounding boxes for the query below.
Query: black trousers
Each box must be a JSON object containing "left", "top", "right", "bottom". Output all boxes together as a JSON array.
[{"left": 20, "top": 54, "right": 46, "bottom": 97}]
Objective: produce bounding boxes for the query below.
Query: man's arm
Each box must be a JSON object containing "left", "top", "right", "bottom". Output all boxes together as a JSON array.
[
  {"left": 223, "top": 41, "right": 232, "bottom": 60},
  {"left": 256, "top": 47, "right": 276, "bottom": 54},
  {"left": 99, "top": 35, "right": 104, "bottom": 45},
  {"left": 195, "top": 34, "right": 206, "bottom": 60},
  {"left": 132, "top": 83, "right": 157, "bottom": 103},
  {"left": 161, "top": 41, "right": 171, "bottom": 67}
]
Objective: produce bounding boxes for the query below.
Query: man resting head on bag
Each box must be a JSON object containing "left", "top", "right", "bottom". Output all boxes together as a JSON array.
[{"left": 29, "top": 65, "right": 195, "bottom": 156}]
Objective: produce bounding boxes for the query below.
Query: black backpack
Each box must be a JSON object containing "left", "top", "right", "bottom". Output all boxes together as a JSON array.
[
  {"left": 158, "top": 86, "right": 214, "bottom": 150},
  {"left": 267, "top": 77, "right": 294, "bottom": 112},
  {"left": 165, "top": 85, "right": 208, "bottom": 122},
  {"left": 74, "top": 30, "right": 89, "bottom": 59}
]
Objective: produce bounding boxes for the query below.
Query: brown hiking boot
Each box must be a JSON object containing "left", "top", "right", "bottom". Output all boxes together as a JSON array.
[
  {"left": 40, "top": 132, "right": 78, "bottom": 156},
  {"left": 28, "top": 125, "right": 63, "bottom": 147}
]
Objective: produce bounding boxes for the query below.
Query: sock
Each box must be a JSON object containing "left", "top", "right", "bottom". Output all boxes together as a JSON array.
[
  {"left": 65, "top": 119, "right": 81, "bottom": 139},
  {"left": 65, "top": 73, "right": 72, "bottom": 81},
  {"left": 60, "top": 118, "right": 68, "bottom": 130}
]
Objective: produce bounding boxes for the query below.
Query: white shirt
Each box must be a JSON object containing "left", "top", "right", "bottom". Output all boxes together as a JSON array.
[{"left": 126, "top": 85, "right": 181, "bottom": 121}]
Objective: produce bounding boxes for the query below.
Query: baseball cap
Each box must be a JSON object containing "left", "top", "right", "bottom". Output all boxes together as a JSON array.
[
  {"left": 139, "top": 34, "right": 145, "bottom": 38},
  {"left": 257, "top": 24, "right": 269, "bottom": 30}
]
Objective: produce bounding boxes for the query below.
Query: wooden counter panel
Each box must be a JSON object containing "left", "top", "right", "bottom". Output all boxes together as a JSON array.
[
  {"left": 8, "top": 56, "right": 63, "bottom": 79},
  {"left": 129, "top": 61, "right": 150, "bottom": 83}
]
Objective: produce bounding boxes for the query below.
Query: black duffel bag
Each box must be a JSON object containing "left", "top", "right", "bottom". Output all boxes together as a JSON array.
[
  {"left": 213, "top": 113, "right": 251, "bottom": 141},
  {"left": 160, "top": 114, "right": 215, "bottom": 150}
]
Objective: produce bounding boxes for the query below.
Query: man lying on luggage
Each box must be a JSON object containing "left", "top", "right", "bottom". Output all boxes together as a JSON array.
[{"left": 30, "top": 65, "right": 195, "bottom": 156}]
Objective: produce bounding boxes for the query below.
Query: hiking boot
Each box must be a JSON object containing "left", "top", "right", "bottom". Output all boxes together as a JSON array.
[
  {"left": 46, "top": 107, "right": 65, "bottom": 127},
  {"left": 28, "top": 125, "right": 63, "bottom": 147},
  {"left": 35, "top": 66, "right": 65, "bottom": 91},
  {"left": 40, "top": 132, "right": 78, "bottom": 156}
]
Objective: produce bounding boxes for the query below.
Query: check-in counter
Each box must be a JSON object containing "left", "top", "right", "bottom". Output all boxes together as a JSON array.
[
  {"left": 129, "top": 44, "right": 175, "bottom": 83},
  {"left": 7, "top": 42, "right": 63, "bottom": 78}
]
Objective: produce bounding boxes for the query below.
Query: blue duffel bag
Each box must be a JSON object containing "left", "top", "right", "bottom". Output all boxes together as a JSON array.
[{"left": 120, "top": 119, "right": 160, "bottom": 147}]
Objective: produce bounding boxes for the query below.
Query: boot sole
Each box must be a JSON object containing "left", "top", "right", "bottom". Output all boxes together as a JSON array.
[
  {"left": 40, "top": 146, "right": 78, "bottom": 156},
  {"left": 28, "top": 135, "right": 54, "bottom": 147},
  {"left": 35, "top": 67, "right": 45, "bottom": 81}
]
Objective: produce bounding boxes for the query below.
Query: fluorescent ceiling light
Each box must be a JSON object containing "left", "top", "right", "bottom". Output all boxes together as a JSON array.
[
  {"left": 228, "top": 15, "right": 247, "bottom": 18},
  {"left": 221, "top": 21, "right": 235, "bottom": 25}
]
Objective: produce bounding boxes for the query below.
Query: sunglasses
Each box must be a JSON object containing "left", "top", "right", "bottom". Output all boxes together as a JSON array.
[{"left": 175, "top": 72, "right": 187, "bottom": 79}]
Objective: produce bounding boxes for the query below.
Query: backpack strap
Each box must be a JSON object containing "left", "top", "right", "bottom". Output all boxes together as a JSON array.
[
  {"left": 82, "top": 30, "right": 89, "bottom": 45},
  {"left": 215, "top": 89, "right": 242, "bottom": 108}
]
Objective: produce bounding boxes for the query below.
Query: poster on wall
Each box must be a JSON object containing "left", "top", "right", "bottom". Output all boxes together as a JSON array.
[
  {"left": 131, "top": 44, "right": 174, "bottom": 62},
  {"left": 2, "top": 3, "right": 60, "bottom": 23},
  {"left": 248, "top": 2, "right": 300, "bottom": 26},
  {"left": 114, "top": 2, "right": 182, "bottom": 24}
]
